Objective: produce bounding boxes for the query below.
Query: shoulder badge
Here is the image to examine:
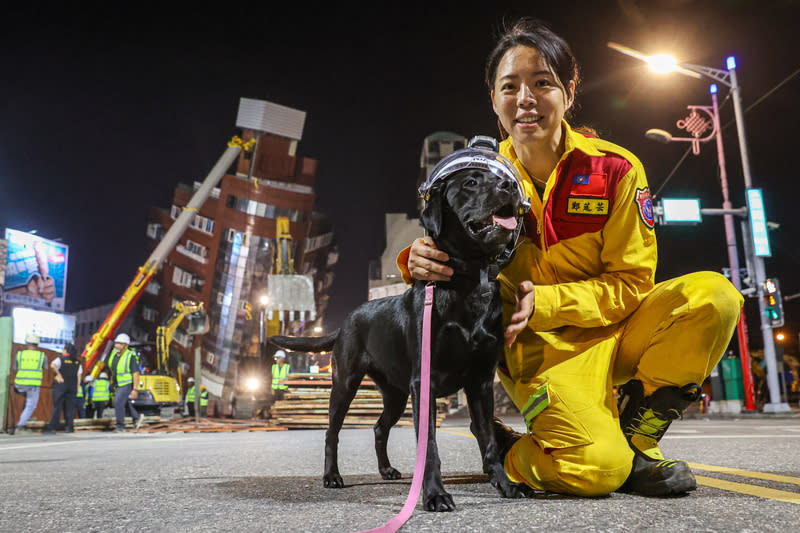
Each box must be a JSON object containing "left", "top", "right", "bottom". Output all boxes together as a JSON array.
[{"left": 635, "top": 187, "right": 655, "bottom": 229}]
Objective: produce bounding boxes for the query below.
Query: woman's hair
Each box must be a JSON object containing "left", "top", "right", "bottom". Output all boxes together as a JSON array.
[
  {"left": 485, "top": 17, "right": 581, "bottom": 119},
  {"left": 64, "top": 342, "right": 78, "bottom": 358}
]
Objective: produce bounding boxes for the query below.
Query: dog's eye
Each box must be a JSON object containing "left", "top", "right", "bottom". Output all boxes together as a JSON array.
[{"left": 464, "top": 178, "right": 478, "bottom": 188}]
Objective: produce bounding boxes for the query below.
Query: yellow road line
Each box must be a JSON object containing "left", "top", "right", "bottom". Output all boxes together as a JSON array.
[
  {"left": 441, "top": 427, "right": 800, "bottom": 504},
  {"left": 689, "top": 462, "right": 800, "bottom": 486},
  {"left": 695, "top": 476, "right": 800, "bottom": 505},
  {"left": 439, "top": 428, "right": 475, "bottom": 439}
]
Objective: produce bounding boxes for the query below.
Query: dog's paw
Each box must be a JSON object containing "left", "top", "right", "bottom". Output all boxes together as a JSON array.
[
  {"left": 323, "top": 473, "right": 344, "bottom": 488},
  {"left": 495, "top": 479, "right": 536, "bottom": 499},
  {"left": 490, "top": 471, "right": 535, "bottom": 499},
  {"left": 424, "top": 492, "right": 456, "bottom": 512},
  {"left": 379, "top": 467, "right": 402, "bottom": 480}
]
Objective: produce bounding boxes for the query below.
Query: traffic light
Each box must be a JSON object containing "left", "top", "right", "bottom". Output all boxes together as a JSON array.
[{"left": 763, "top": 278, "right": 785, "bottom": 327}]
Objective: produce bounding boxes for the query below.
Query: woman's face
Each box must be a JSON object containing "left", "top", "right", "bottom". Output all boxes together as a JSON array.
[{"left": 491, "top": 45, "right": 574, "bottom": 149}]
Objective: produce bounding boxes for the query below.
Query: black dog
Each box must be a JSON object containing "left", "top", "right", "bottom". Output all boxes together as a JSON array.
[{"left": 270, "top": 143, "right": 530, "bottom": 511}]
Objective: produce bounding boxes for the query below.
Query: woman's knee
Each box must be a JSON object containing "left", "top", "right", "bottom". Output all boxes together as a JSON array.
[
  {"left": 549, "top": 440, "right": 633, "bottom": 496},
  {"left": 686, "top": 271, "right": 743, "bottom": 326}
]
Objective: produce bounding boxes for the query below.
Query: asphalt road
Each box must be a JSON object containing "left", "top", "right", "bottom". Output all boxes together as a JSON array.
[{"left": 1, "top": 414, "right": 799, "bottom": 532}]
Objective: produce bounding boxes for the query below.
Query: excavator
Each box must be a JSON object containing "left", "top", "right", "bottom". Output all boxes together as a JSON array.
[{"left": 131, "top": 300, "right": 209, "bottom": 416}]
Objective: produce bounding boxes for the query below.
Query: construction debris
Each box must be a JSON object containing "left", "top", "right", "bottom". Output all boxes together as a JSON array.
[
  {"left": 268, "top": 373, "right": 449, "bottom": 429},
  {"left": 135, "top": 416, "right": 286, "bottom": 433}
]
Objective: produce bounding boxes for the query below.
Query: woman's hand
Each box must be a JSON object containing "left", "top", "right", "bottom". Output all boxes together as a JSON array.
[
  {"left": 505, "top": 281, "right": 535, "bottom": 347},
  {"left": 408, "top": 237, "right": 453, "bottom": 282}
]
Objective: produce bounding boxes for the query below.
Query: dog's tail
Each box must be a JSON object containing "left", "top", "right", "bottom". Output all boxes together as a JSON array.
[{"left": 268, "top": 330, "right": 339, "bottom": 353}]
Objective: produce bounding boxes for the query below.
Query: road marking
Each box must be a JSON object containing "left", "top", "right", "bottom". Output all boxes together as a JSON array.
[
  {"left": 0, "top": 435, "right": 189, "bottom": 452},
  {"left": 695, "top": 475, "right": 800, "bottom": 505},
  {"left": 439, "top": 429, "right": 475, "bottom": 439},
  {"left": 0, "top": 441, "right": 77, "bottom": 451},
  {"left": 689, "top": 462, "right": 800, "bottom": 486},
  {"left": 440, "top": 426, "right": 800, "bottom": 504}
]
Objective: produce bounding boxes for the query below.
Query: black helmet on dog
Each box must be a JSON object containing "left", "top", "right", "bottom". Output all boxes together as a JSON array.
[{"left": 419, "top": 135, "right": 530, "bottom": 266}]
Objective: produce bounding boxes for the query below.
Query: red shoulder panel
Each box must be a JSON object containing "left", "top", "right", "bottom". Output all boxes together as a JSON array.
[{"left": 542, "top": 151, "right": 632, "bottom": 247}]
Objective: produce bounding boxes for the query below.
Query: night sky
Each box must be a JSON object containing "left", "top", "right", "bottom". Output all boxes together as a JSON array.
[{"left": 2, "top": 1, "right": 799, "bottom": 352}]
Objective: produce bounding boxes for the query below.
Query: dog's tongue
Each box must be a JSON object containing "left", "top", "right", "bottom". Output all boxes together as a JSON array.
[{"left": 492, "top": 215, "right": 517, "bottom": 230}]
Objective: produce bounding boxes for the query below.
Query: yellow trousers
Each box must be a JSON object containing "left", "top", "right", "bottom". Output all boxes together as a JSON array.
[{"left": 500, "top": 271, "right": 743, "bottom": 496}]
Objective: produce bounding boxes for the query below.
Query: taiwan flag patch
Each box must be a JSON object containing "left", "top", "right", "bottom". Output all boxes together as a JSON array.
[
  {"left": 570, "top": 172, "right": 607, "bottom": 196},
  {"left": 635, "top": 187, "right": 655, "bottom": 229}
]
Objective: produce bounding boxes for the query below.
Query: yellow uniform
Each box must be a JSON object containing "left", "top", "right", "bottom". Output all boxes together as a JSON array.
[{"left": 400, "top": 122, "right": 743, "bottom": 496}]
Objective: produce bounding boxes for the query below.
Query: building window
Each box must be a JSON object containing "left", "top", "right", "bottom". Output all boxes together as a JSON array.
[
  {"left": 142, "top": 306, "right": 158, "bottom": 322},
  {"left": 172, "top": 266, "right": 204, "bottom": 291},
  {"left": 146, "top": 223, "right": 164, "bottom": 240},
  {"left": 225, "top": 194, "right": 306, "bottom": 223}
]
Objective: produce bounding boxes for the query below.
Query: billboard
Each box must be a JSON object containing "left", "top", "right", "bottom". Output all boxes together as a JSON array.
[
  {"left": 3, "top": 229, "right": 69, "bottom": 311},
  {"left": 12, "top": 307, "right": 76, "bottom": 352}
]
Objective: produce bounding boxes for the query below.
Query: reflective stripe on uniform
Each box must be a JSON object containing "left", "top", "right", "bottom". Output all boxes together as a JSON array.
[{"left": 522, "top": 384, "right": 550, "bottom": 431}]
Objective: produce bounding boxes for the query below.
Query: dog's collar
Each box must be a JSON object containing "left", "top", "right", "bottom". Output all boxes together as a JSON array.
[{"left": 445, "top": 257, "right": 501, "bottom": 296}]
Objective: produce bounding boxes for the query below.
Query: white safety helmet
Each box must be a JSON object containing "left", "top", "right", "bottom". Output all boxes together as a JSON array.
[
  {"left": 99, "top": 372, "right": 109, "bottom": 379},
  {"left": 84, "top": 375, "right": 94, "bottom": 382},
  {"left": 187, "top": 377, "right": 195, "bottom": 383},
  {"left": 25, "top": 333, "right": 40, "bottom": 345},
  {"left": 275, "top": 350, "right": 287, "bottom": 359},
  {"left": 114, "top": 333, "right": 131, "bottom": 344}
]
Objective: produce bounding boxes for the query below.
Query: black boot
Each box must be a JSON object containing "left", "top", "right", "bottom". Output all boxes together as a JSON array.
[
  {"left": 493, "top": 417, "right": 524, "bottom": 459},
  {"left": 470, "top": 417, "right": 524, "bottom": 461},
  {"left": 617, "top": 379, "right": 701, "bottom": 496}
]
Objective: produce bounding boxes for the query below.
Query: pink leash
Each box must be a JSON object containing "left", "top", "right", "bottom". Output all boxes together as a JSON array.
[{"left": 357, "top": 283, "right": 435, "bottom": 533}]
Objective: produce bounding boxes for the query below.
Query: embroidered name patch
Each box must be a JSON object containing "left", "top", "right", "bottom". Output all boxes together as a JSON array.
[
  {"left": 567, "top": 197, "right": 609, "bottom": 216},
  {"left": 635, "top": 187, "right": 655, "bottom": 228}
]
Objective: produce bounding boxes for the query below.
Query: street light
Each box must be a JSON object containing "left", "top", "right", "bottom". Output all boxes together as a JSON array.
[
  {"left": 644, "top": 84, "right": 756, "bottom": 411},
  {"left": 609, "top": 42, "right": 790, "bottom": 413}
]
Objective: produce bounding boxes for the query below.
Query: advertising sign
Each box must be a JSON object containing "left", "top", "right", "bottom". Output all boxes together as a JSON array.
[
  {"left": 3, "top": 229, "right": 69, "bottom": 311},
  {"left": 12, "top": 307, "right": 76, "bottom": 352}
]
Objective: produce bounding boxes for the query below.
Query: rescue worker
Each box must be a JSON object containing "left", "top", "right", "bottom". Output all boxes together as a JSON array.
[
  {"left": 44, "top": 343, "right": 82, "bottom": 434},
  {"left": 89, "top": 372, "right": 112, "bottom": 419},
  {"left": 271, "top": 350, "right": 290, "bottom": 402},
  {"left": 81, "top": 375, "right": 94, "bottom": 418},
  {"left": 185, "top": 377, "right": 209, "bottom": 417},
  {"left": 12, "top": 333, "right": 48, "bottom": 434},
  {"left": 402, "top": 18, "right": 742, "bottom": 497},
  {"left": 75, "top": 374, "right": 87, "bottom": 420},
  {"left": 108, "top": 333, "right": 142, "bottom": 432}
]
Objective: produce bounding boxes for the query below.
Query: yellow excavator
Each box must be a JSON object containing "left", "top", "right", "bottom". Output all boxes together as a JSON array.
[{"left": 131, "top": 300, "right": 209, "bottom": 416}]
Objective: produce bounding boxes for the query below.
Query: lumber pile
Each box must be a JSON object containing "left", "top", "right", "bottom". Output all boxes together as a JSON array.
[
  {"left": 268, "top": 372, "right": 449, "bottom": 429},
  {"left": 136, "top": 417, "right": 286, "bottom": 433}
]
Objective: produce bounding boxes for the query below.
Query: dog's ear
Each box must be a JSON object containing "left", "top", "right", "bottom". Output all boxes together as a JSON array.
[{"left": 420, "top": 190, "right": 443, "bottom": 240}]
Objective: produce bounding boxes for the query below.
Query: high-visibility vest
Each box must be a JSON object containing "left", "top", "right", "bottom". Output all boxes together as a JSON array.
[
  {"left": 14, "top": 349, "right": 46, "bottom": 386},
  {"left": 186, "top": 385, "right": 208, "bottom": 406},
  {"left": 272, "top": 363, "right": 290, "bottom": 390},
  {"left": 76, "top": 383, "right": 84, "bottom": 398},
  {"left": 111, "top": 349, "right": 137, "bottom": 387},
  {"left": 91, "top": 379, "right": 111, "bottom": 402}
]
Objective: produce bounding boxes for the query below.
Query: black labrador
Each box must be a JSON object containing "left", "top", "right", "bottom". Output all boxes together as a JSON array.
[{"left": 270, "top": 157, "right": 530, "bottom": 511}]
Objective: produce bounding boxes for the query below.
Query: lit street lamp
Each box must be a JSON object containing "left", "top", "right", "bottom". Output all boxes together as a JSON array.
[
  {"left": 645, "top": 84, "right": 756, "bottom": 411},
  {"left": 609, "top": 42, "right": 790, "bottom": 412}
]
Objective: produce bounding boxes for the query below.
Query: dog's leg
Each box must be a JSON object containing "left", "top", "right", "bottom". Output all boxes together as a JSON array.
[
  {"left": 465, "top": 380, "right": 532, "bottom": 499},
  {"left": 410, "top": 381, "right": 455, "bottom": 512},
  {"left": 371, "top": 377, "right": 408, "bottom": 480},
  {"left": 324, "top": 372, "right": 364, "bottom": 488}
]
